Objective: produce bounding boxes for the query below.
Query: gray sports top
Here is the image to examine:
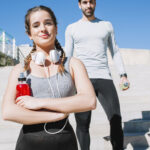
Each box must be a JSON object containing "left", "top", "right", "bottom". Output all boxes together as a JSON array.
[
  {"left": 65, "top": 18, "right": 126, "bottom": 79},
  {"left": 26, "top": 57, "right": 76, "bottom": 98}
]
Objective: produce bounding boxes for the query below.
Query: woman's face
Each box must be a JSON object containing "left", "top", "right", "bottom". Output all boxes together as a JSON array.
[{"left": 28, "top": 10, "right": 57, "bottom": 49}]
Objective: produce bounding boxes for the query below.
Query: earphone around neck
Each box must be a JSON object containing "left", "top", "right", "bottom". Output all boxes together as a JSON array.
[
  {"left": 31, "top": 49, "right": 61, "bottom": 65},
  {"left": 31, "top": 49, "right": 68, "bottom": 134}
]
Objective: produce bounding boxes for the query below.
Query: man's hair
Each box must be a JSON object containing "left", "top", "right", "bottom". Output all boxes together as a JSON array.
[{"left": 78, "top": 0, "right": 96, "bottom": 3}]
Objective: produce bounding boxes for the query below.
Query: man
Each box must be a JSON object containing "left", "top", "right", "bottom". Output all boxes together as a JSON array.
[{"left": 65, "top": 0, "right": 130, "bottom": 150}]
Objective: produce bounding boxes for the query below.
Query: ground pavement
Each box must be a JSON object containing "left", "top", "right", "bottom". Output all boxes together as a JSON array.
[{"left": 0, "top": 65, "right": 150, "bottom": 150}]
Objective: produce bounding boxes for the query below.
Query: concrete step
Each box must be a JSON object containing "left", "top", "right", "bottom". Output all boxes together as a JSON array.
[
  {"left": 124, "top": 132, "right": 150, "bottom": 148},
  {"left": 142, "top": 111, "right": 150, "bottom": 120},
  {"left": 104, "top": 132, "right": 150, "bottom": 149},
  {"left": 134, "top": 148, "right": 150, "bottom": 150},
  {"left": 124, "top": 119, "right": 150, "bottom": 133},
  {"left": 125, "top": 146, "right": 150, "bottom": 150}
]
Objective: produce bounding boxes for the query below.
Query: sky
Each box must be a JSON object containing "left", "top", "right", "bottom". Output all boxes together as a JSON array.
[{"left": 0, "top": 0, "right": 149, "bottom": 49}]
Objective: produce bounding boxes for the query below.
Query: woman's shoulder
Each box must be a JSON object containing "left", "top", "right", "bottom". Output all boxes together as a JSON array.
[
  {"left": 10, "top": 63, "right": 25, "bottom": 76},
  {"left": 13, "top": 63, "right": 24, "bottom": 71},
  {"left": 5, "top": 63, "right": 25, "bottom": 84},
  {"left": 64, "top": 56, "right": 83, "bottom": 68},
  {"left": 63, "top": 57, "right": 85, "bottom": 76},
  {"left": 70, "top": 57, "right": 84, "bottom": 66},
  {"left": 69, "top": 57, "right": 86, "bottom": 73}
]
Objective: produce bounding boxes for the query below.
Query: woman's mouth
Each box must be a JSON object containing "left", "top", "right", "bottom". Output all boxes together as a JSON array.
[{"left": 40, "top": 34, "right": 50, "bottom": 39}]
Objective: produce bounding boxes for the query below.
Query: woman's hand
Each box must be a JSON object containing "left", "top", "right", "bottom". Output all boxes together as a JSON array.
[
  {"left": 61, "top": 113, "right": 69, "bottom": 120},
  {"left": 16, "top": 96, "right": 43, "bottom": 110}
]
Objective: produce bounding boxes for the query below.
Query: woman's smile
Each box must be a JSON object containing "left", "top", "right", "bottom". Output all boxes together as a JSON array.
[{"left": 40, "top": 33, "right": 50, "bottom": 39}]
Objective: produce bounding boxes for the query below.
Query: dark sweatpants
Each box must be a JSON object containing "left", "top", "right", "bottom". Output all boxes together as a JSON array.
[{"left": 75, "top": 79, "right": 123, "bottom": 150}]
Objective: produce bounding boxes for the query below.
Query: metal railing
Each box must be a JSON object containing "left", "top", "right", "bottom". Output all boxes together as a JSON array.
[{"left": 0, "top": 28, "right": 16, "bottom": 59}]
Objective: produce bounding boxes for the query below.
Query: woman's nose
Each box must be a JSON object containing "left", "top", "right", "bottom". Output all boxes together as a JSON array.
[{"left": 40, "top": 24, "right": 46, "bottom": 32}]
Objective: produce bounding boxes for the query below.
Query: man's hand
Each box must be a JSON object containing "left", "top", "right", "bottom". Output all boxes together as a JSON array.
[{"left": 119, "top": 77, "right": 130, "bottom": 91}]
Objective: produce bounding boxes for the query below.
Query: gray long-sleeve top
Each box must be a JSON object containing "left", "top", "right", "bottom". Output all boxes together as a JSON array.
[{"left": 65, "top": 18, "right": 126, "bottom": 79}]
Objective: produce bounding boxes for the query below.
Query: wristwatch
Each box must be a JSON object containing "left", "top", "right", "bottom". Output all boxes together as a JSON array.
[{"left": 120, "top": 73, "right": 127, "bottom": 78}]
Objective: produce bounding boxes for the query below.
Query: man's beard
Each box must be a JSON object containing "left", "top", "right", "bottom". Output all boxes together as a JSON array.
[{"left": 82, "top": 8, "right": 95, "bottom": 18}]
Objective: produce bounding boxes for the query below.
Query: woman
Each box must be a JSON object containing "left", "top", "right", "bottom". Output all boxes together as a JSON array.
[{"left": 1, "top": 5, "right": 96, "bottom": 150}]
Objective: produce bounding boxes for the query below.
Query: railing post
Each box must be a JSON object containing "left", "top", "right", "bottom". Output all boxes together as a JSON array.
[
  {"left": 2, "top": 31, "right": 5, "bottom": 54},
  {"left": 12, "top": 38, "right": 16, "bottom": 59}
]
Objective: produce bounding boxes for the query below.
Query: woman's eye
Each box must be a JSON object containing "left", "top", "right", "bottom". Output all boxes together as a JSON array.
[
  {"left": 45, "top": 22, "right": 53, "bottom": 25},
  {"left": 32, "top": 24, "right": 39, "bottom": 28}
]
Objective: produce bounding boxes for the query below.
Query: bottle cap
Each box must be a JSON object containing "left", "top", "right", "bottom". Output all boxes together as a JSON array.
[{"left": 18, "top": 72, "right": 26, "bottom": 81}]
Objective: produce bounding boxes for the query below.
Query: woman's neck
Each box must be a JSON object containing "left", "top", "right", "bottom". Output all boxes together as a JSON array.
[{"left": 36, "top": 45, "right": 55, "bottom": 56}]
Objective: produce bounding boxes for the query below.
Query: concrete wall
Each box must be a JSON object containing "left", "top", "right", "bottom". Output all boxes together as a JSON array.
[
  {"left": 17, "top": 44, "right": 32, "bottom": 58},
  {"left": 108, "top": 48, "right": 150, "bottom": 65},
  {"left": 16, "top": 44, "right": 32, "bottom": 64},
  {"left": 17, "top": 44, "right": 150, "bottom": 65}
]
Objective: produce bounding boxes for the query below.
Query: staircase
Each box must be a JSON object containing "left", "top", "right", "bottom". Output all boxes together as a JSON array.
[
  {"left": 123, "top": 111, "right": 150, "bottom": 150},
  {"left": 103, "top": 111, "right": 150, "bottom": 150}
]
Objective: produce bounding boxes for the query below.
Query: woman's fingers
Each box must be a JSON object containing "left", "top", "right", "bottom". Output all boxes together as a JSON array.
[
  {"left": 16, "top": 99, "right": 25, "bottom": 107},
  {"left": 16, "top": 96, "right": 23, "bottom": 103}
]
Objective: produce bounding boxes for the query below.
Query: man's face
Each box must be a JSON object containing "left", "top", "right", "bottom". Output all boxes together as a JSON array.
[{"left": 79, "top": 0, "right": 96, "bottom": 18}]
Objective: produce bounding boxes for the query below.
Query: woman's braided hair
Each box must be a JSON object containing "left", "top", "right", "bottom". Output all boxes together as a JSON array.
[
  {"left": 24, "top": 5, "right": 65, "bottom": 73},
  {"left": 55, "top": 39, "right": 65, "bottom": 73}
]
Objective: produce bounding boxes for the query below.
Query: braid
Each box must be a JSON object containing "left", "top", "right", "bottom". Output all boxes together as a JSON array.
[
  {"left": 24, "top": 42, "right": 36, "bottom": 71},
  {"left": 55, "top": 39, "right": 65, "bottom": 74}
]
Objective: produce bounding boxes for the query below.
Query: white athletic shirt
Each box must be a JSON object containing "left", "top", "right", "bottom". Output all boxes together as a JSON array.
[{"left": 65, "top": 18, "right": 126, "bottom": 79}]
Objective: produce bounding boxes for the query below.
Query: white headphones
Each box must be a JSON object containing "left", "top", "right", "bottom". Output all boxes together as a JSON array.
[{"left": 31, "top": 49, "right": 61, "bottom": 65}]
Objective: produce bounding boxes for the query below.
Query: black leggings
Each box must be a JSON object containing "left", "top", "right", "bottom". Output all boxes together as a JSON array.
[
  {"left": 75, "top": 79, "right": 123, "bottom": 150},
  {"left": 15, "top": 118, "right": 78, "bottom": 150}
]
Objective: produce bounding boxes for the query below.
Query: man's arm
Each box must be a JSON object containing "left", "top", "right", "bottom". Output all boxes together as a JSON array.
[
  {"left": 106, "top": 21, "right": 126, "bottom": 75},
  {"left": 64, "top": 25, "right": 74, "bottom": 57},
  {"left": 106, "top": 21, "right": 130, "bottom": 89}
]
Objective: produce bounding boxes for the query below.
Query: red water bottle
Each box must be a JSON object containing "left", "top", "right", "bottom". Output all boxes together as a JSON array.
[{"left": 16, "top": 72, "right": 31, "bottom": 98}]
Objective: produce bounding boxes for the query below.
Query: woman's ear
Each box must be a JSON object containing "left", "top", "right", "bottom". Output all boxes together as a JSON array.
[{"left": 29, "top": 36, "right": 33, "bottom": 40}]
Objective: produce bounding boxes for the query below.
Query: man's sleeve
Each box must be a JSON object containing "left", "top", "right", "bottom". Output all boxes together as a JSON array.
[
  {"left": 64, "top": 25, "right": 74, "bottom": 57},
  {"left": 107, "top": 21, "right": 126, "bottom": 75}
]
